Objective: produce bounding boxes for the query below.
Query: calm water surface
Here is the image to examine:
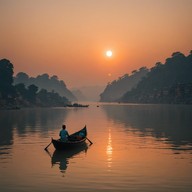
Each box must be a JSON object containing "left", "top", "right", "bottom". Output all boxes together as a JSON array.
[{"left": 0, "top": 103, "right": 192, "bottom": 192}]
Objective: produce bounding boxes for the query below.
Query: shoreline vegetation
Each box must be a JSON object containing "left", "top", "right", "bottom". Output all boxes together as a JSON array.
[
  {"left": 0, "top": 59, "right": 72, "bottom": 110},
  {"left": 0, "top": 59, "right": 90, "bottom": 110},
  {"left": 100, "top": 51, "right": 192, "bottom": 104},
  {"left": 0, "top": 102, "right": 89, "bottom": 110},
  {"left": 1, "top": 50, "right": 192, "bottom": 109}
]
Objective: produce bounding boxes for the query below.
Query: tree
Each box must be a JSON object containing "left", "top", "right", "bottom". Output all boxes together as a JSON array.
[
  {"left": 14, "top": 72, "right": 29, "bottom": 84},
  {"left": 37, "top": 89, "right": 48, "bottom": 103},
  {"left": 0, "top": 59, "right": 14, "bottom": 100},
  {"left": 26, "top": 84, "right": 38, "bottom": 103},
  {"left": 15, "top": 83, "right": 27, "bottom": 99},
  {"left": 131, "top": 70, "right": 137, "bottom": 74},
  {"left": 50, "top": 75, "right": 58, "bottom": 81},
  {"left": 171, "top": 52, "right": 185, "bottom": 58}
]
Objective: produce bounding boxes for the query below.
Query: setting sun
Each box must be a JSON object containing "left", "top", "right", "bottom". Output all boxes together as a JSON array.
[{"left": 106, "top": 50, "right": 113, "bottom": 57}]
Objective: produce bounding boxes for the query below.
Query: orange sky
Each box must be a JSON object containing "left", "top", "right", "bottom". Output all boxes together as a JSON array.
[{"left": 0, "top": 0, "right": 192, "bottom": 88}]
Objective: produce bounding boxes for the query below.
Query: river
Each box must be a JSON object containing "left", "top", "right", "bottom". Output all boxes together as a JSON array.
[{"left": 0, "top": 103, "right": 192, "bottom": 192}]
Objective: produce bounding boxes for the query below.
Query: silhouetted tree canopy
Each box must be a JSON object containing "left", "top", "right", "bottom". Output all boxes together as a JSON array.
[
  {"left": 120, "top": 51, "right": 192, "bottom": 104},
  {"left": 27, "top": 84, "right": 38, "bottom": 103},
  {"left": 14, "top": 83, "right": 70, "bottom": 107},
  {"left": 0, "top": 59, "right": 71, "bottom": 108},
  {"left": 100, "top": 67, "right": 149, "bottom": 102},
  {"left": 15, "top": 72, "right": 29, "bottom": 84},
  {"left": 15, "top": 83, "right": 27, "bottom": 99},
  {"left": 14, "top": 72, "right": 76, "bottom": 101},
  {"left": 0, "top": 59, "right": 14, "bottom": 100}
]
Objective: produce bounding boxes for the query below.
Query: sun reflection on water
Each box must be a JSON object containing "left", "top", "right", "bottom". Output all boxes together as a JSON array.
[{"left": 106, "top": 128, "right": 113, "bottom": 169}]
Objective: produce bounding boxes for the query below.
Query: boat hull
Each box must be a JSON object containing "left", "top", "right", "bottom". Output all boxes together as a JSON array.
[{"left": 52, "top": 126, "right": 87, "bottom": 150}]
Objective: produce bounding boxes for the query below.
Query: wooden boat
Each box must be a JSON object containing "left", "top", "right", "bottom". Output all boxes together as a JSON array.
[{"left": 52, "top": 126, "right": 88, "bottom": 150}]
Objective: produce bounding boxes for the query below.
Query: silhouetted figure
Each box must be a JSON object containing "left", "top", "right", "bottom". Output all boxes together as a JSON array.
[{"left": 59, "top": 124, "right": 69, "bottom": 141}]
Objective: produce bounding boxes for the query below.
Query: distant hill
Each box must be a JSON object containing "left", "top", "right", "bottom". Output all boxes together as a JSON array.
[
  {"left": 72, "top": 89, "right": 87, "bottom": 101},
  {"left": 14, "top": 73, "right": 77, "bottom": 101},
  {"left": 120, "top": 51, "right": 192, "bottom": 104},
  {"left": 73, "top": 85, "right": 105, "bottom": 101},
  {"left": 100, "top": 67, "right": 149, "bottom": 102}
]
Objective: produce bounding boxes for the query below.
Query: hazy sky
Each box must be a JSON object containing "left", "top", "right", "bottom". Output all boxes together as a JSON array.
[{"left": 0, "top": 0, "right": 192, "bottom": 88}]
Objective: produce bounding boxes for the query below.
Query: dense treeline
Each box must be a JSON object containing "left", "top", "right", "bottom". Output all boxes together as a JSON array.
[
  {"left": 14, "top": 83, "right": 70, "bottom": 107},
  {"left": 100, "top": 67, "right": 149, "bottom": 102},
  {"left": 121, "top": 51, "right": 192, "bottom": 104},
  {"left": 0, "top": 59, "right": 70, "bottom": 108},
  {"left": 14, "top": 72, "right": 76, "bottom": 101},
  {"left": 0, "top": 59, "right": 15, "bottom": 105}
]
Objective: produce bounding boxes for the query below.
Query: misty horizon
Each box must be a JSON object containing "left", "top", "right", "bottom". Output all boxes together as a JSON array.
[{"left": 1, "top": 0, "right": 192, "bottom": 88}]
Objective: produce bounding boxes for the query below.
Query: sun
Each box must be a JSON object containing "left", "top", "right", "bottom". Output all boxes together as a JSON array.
[{"left": 106, "top": 50, "right": 113, "bottom": 57}]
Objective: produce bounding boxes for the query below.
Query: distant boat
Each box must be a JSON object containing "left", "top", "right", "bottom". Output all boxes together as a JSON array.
[
  {"left": 65, "top": 103, "right": 89, "bottom": 108},
  {"left": 52, "top": 126, "right": 88, "bottom": 150}
]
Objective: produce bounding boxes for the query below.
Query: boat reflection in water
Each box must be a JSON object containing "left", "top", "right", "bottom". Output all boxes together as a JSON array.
[{"left": 48, "top": 143, "right": 89, "bottom": 175}]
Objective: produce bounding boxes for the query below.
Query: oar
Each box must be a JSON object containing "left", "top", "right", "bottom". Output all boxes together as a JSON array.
[
  {"left": 44, "top": 141, "right": 52, "bottom": 151},
  {"left": 86, "top": 137, "right": 93, "bottom": 145}
]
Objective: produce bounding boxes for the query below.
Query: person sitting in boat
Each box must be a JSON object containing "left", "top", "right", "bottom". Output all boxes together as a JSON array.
[{"left": 59, "top": 124, "right": 69, "bottom": 141}]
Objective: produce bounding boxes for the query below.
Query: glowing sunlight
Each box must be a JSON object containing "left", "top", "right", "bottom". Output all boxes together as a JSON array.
[
  {"left": 106, "top": 128, "right": 113, "bottom": 169},
  {"left": 106, "top": 50, "right": 113, "bottom": 57}
]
